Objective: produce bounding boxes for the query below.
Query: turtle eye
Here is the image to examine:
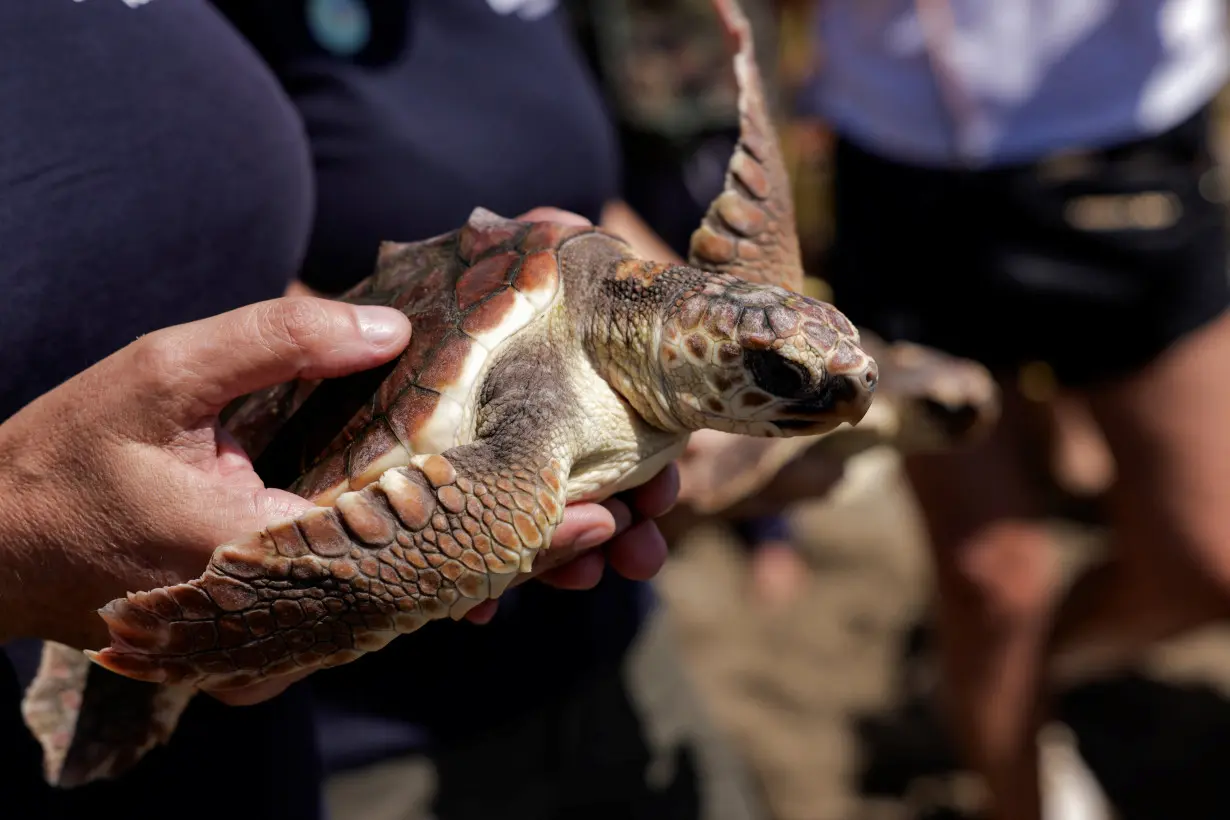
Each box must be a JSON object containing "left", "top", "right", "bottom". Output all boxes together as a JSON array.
[{"left": 744, "top": 349, "right": 811, "bottom": 399}]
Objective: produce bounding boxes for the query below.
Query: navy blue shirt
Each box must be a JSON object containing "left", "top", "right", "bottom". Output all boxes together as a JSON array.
[
  {"left": 209, "top": 0, "right": 651, "bottom": 774},
  {"left": 0, "top": 1, "right": 322, "bottom": 817}
]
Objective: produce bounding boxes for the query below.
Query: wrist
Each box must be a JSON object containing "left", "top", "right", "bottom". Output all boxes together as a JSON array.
[{"left": 0, "top": 461, "right": 36, "bottom": 644}]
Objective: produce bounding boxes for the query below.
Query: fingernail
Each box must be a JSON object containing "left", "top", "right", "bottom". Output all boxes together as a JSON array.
[
  {"left": 576, "top": 527, "right": 610, "bottom": 550},
  {"left": 355, "top": 306, "right": 408, "bottom": 347},
  {"left": 602, "top": 499, "right": 634, "bottom": 535}
]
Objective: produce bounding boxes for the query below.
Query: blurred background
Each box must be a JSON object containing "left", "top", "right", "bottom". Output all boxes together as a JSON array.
[{"left": 563, "top": 2, "right": 1230, "bottom": 818}]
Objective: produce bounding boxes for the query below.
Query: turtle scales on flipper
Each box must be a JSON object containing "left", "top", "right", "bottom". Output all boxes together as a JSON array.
[{"left": 21, "top": 0, "right": 994, "bottom": 787}]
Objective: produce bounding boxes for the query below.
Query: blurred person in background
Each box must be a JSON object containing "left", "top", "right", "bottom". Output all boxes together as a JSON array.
[
  {"left": 1, "top": 0, "right": 681, "bottom": 817},
  {"left": 800, "top": 1, "right": 1230, "bottom": 818},
  {"left": 212, "top": 2, "right": 769, "bottom": 819}
]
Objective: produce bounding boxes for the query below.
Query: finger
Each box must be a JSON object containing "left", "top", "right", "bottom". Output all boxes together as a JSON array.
[
  {"left": 535, "top": 549, "right": 607, "bottom": 590},
  {"left": 135, "top": 297, "right": 411, "bottom": 422},
  {"left": 205, "top": 667, "right": 314, "bottom": 706},
  {"left": 214, "top": 424, "right": 255, "bottom": 477},
  {"left": 515, "top": 207, "right": 593, "bottom": 227},
  {"left": 251, "top": 487, "right": 319, "bottom": 524},
  {"left": 625, "top": 463, "right": 680, "bottom": 520},
  {"left": 604, "top": 519, "right": 669, "bottom": 580},
  {"left": 553, "top": 502, "right": 619, "bottom": 551},
  {"left": 464, "top": 599, "right": 500, "bottom": 625},
  {"left": 600, "top": 498, "right": 634, "bottom": 536},
  {"left": 535, "top": 516, "right": 668, "bottom": 588}
]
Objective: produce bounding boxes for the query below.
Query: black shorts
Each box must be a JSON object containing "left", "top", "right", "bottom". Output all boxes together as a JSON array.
[{"left": 825, "top": 105, "right": 1230, "bottom": 388}]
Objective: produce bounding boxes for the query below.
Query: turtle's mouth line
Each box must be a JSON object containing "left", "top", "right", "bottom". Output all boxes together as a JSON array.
[
  {"left": 774, "top": 418, "right": 821, "bottom": 431},
  {"left": 771, "top": 417, "right": 854, "bottom": 436}
]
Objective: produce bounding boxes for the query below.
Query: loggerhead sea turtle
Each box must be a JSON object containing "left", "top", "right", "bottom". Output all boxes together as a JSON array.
[{"left": 22, "top": 0, "right": 880, "bottom": 787}]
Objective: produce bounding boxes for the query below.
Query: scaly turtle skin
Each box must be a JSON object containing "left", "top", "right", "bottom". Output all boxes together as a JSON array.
[{"left": 22, "top": 0, "right": 880, "bottom": 787}]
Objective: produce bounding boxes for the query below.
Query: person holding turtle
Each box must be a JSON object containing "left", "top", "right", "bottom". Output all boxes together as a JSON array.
[{"left": 0, "top": 1, "right": 687, "bottom": 818}]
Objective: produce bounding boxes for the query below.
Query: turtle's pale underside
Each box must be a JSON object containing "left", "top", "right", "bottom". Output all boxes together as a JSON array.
[{"left": 21, "top": 0, "right": 997, "bottom": 787}]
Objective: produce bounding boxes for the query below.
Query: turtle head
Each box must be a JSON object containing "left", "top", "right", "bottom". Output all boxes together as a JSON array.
[{"left": 655, "top": 278, "right": 878, "bottom": 437}]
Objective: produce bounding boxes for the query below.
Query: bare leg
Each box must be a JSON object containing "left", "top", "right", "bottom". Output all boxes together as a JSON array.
[
  {"left": 1047, "top": 311, "right": 1230, "bottom": 682},
  {"left": 903, "top": 385, "right": 1057, "bottom": 820}
]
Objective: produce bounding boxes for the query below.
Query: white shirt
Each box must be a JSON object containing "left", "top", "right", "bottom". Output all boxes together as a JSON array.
[{"left": 804, "top": 0, "right": 1230, "bottom": 168}]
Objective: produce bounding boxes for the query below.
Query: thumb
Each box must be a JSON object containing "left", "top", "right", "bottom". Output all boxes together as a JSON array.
[
  {"left": 131, "top": 297, "right": 411, "bottom": 422},
  {"left": 516, "top": 206, "right": 592, "bottom": 227}
]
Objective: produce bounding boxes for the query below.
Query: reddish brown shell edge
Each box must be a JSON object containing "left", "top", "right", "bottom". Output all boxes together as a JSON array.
[{"left": 238, "top": 209, "right": 596, "bottom": 505}]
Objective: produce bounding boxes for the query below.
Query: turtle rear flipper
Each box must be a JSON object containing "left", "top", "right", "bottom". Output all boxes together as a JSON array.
[
  {"left": 22, "top": 642, "right": 193, "bottom": 787},
  {"left": 854, "top": 330, "right": 1000, "bottom": 453}
]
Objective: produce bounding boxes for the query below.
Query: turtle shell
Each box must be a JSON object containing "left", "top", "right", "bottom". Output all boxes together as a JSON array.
[{"left": 225, "top": 209, "right": 593, "bottom": 506}]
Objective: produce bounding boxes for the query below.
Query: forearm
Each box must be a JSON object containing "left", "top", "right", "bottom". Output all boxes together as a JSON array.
[
  {"left": 0, "top": 547, "right": 30, "bottom": 644},
  {"left": 0, "top": 436, "right": 39, "bottom": 644},
  {"left": 600, "top": 200, "right": 685, "bottom": 264}
]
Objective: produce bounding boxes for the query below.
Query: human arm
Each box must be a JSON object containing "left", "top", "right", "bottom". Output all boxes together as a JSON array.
[{"left": 600, "top": 199, "right": 686, "bottom": 264}]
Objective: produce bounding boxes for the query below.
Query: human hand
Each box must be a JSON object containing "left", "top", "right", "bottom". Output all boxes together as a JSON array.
[{"left": 0, "top": 296, "right": 414, "bottom": 660}]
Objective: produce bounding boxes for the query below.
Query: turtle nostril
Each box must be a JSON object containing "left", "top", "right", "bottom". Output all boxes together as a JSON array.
[{"left": 861, "top": 361, "right": 879, "bottom": 392}]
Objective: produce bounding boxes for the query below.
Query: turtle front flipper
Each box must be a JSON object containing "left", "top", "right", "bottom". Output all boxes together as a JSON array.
[
  {"left": 87, "top": 439, "right": 572, "bottom": 691},
  {"left": 21, "top": 641, "right": 193, "bottom": 786},
  {"left": 689, "top": 0, "right": 803, "bottom": 293}
]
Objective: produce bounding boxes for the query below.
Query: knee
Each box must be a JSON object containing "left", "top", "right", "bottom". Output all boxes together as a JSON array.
[{"left": 931, "top": 520, "right": 1057, "bottom": 627}]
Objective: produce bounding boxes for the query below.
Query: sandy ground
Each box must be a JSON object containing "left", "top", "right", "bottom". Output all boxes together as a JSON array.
[{"left": 654, "top": 448, "right": 1230, "bottom": 820}]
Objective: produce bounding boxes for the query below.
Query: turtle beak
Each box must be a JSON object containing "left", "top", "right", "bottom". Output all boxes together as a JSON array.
[
  {"left": 773, "top": 357, "right": 878, "bottom": 435},
  {"left": 826, "top": 359, "right": 878, "bottom": 425}
]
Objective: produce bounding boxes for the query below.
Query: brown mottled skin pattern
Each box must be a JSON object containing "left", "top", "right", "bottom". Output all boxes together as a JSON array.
[{"left": 18, "top": 0, "right": 993, "bottom": 789}]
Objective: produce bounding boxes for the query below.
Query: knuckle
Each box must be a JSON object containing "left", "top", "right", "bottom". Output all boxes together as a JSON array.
[
  {"left": 261, "top": 297, "right": 336, "bottom": 356},
  {"left": 126, "top": 331, "right": 181, "bottom": 391}
]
